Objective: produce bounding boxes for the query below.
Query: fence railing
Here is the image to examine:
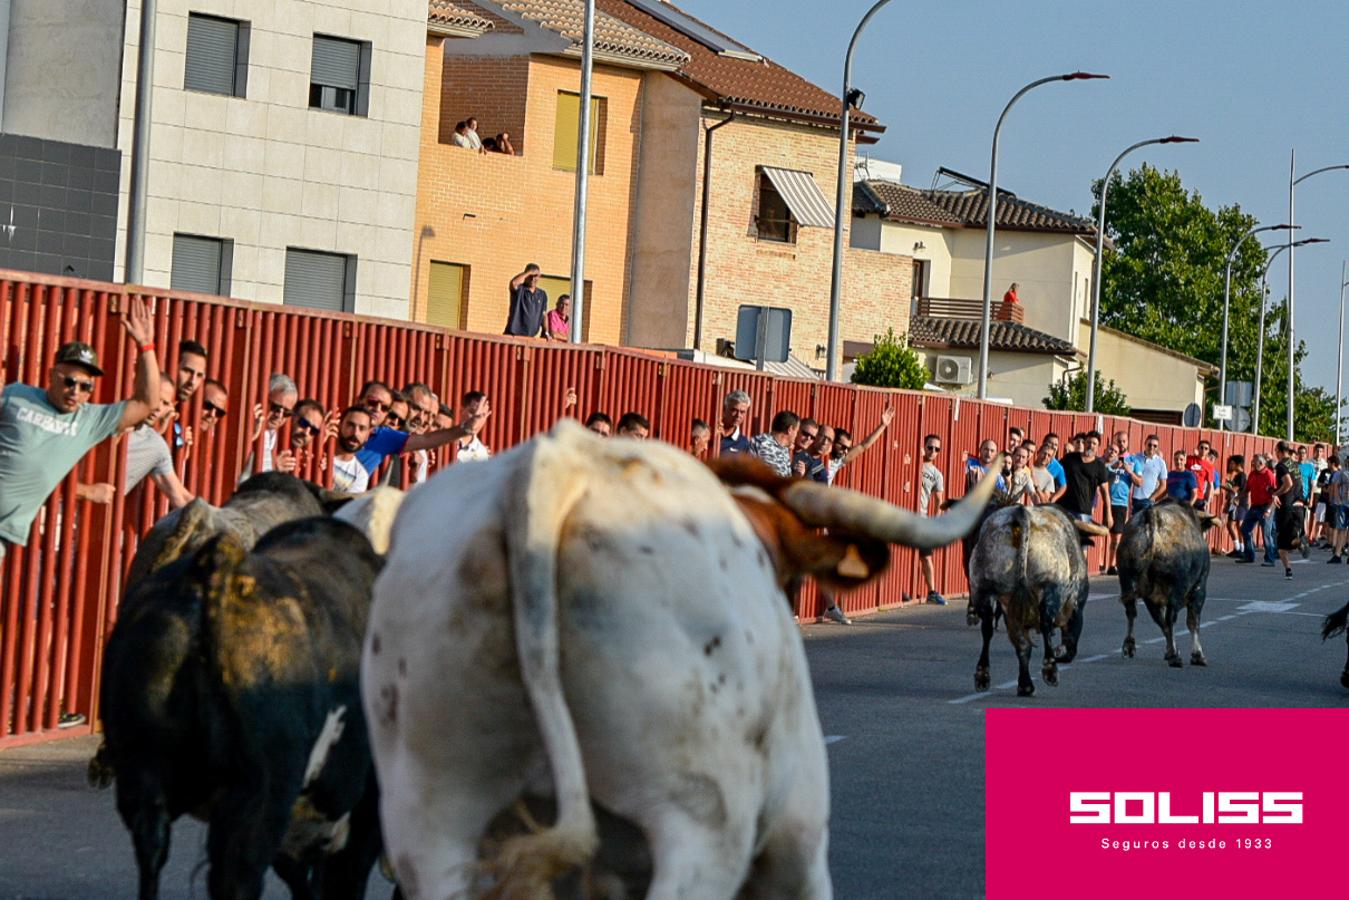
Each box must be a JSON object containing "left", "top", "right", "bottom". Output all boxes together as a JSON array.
[
  {"left": 916, "top": 296, "right": 1024, "bottom": 323},
  {"left": 0, "top": 269, "right": 1279, "bottom": 746}
]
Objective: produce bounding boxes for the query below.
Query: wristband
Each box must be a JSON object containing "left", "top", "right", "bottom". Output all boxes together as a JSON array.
[{"left": 139, "top": 342, "right": 155, "bottom": 354}]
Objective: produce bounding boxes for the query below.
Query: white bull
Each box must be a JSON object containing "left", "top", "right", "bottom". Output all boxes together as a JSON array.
[{"left": 363, "top": 420, "right": 994, "bottom": 899}]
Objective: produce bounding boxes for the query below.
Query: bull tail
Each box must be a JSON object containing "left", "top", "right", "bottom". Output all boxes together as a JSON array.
[
  {"left": 1323, "top": 601, "right": 1349, "bottom": 640},
  {"left": 1011, "top": 504, "right": 1031, "bottom": 589},
  {"left": 497, "top": 422, "right": 598, "bottom": 890}
]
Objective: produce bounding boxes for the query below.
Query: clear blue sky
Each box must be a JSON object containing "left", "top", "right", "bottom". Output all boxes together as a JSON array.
[{"left": 677, "top": 0, "right": 1349, "bottom": 398}]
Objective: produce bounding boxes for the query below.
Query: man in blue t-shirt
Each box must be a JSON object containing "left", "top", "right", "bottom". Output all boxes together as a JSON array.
[
  {"left": 1166, "top": 449, "right": 1201, "bottom": 505},
  {"left": 350, "top": 379, "right": 490, "bottom": 482},
  {"left": 1042, "top": 432, "right": 1067, "bottom": 493},
  {"left": 718, "top": 389, "right": 752, "bottom": 456}
]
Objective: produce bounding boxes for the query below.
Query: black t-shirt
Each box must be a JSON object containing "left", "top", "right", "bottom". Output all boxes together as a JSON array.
[
  {"left": 1228, "top": 470, "right": 1246, "bottom": 502},
  {"left": 1275, "top": 460, "right": 1304, "bottom": 503},
  {"left": 1057, "top": 452, "right": 1111, "bottom": 515}
]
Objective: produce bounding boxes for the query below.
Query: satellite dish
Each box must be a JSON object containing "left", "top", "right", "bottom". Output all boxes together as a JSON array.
[{"left": 1182, "top": 403, "right": 1202, "bottom": 428}]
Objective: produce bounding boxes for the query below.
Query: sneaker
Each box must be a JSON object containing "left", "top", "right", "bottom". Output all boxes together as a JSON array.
[
  {"left": 1106, "top": 566, "right": 1118, "bottom": 576},
  {"left": 1285, "top": 568, "right": 1293, "bottom": 580},
  {"left": 1329, "top": 556, "right": 1343, "bottom": 564},
  {"left": 1261, "top": 561, "right": 1276, "bottom": 567},
  {"left": 1234, "top": 558, "right": 1253, "bottom": 564},
  {"left": 926, "top": 591, "right": 948, "bottom": 606},
  {"left": 1225, "top": 550, "right": 1242, "bottom": 559},
  {"left": 822, "top": 605, "right": 852, "bottom": 626},
  {"left": 1300, "top": 539, "right": 1311, "bottom": 560},
  {"left": 57, "top": 712, "right": 86, "bottom": 729}
]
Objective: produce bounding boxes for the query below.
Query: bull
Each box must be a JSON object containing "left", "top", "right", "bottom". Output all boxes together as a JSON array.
[
  {"left": 100, "top": 489, "right": 402, "bottom": 900},
  {"left": 362, "top": 419, "right": 995, "bottom": 899},
  {"left": 968, "top": 503, "right": 1092, "bottom": 697},
  {"left": 1117, "top": 500, "right": 1214, "bottom": 667},
  {"left": 1318, "top": 603, "right": 1349, "bottom": 688}
]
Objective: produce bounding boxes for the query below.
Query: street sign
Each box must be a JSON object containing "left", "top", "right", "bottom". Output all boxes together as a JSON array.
[
  {"left": 734, "top": 305, "right": 792, "bottom": 368},
  {"left": 1233, "top": 407, "right": 1252, "bottom": 432},
  {"left": 1182, "top": 403, "right": 1202, "bottom": 427},
  {"left": 1212, "top": 404, "right": 1233, "bottom": 422},
  {"left": 1225, "top": 381, "right": 1253, "bottom": 407}
]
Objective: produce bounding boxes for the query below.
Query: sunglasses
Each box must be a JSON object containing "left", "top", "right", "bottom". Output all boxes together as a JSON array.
[
  {"left": 295, "top": 418, "right": 321, "bottom": 436},
  {"left": 365, "top": 399, "right": 390, "bottom": 413},
  {"left": 386, "top": 413, "right": 405, "bottom": 428},
  {"left": 203, "top": 400, "right": 227, "bottom": 419},
  {"left": 62, "top": 375, "right": 95, "bottom": 393},
  {"left": 926, "top": 444, "right": 941, "bottom": 452},
  {"left": 801, "top": 431, "right": 818, "bottom": 440},
  {"left": 269, "top": 402, "right": 293, "bottom": 418}
]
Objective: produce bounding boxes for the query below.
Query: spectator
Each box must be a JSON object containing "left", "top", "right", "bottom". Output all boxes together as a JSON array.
[
  {"left": 1028, "top": 441, "right": 1059, "bottom": 504},
  {"left": 585, "top": 411, "right": 613, "bottom": 437},
  {"left": 200, "top": 378, "right": 228, "bottom": 434},
  {"left": 0, "top": 297, "right": 158, "bottom": 561},
  {"left": 1238, "top": 454, "right": 1279, "bottom": 566},
  {"left": 78, "top": 371, "right": 194, "bottom": 509},
  {"left": 616, "top": 412, "right": 650, "bottom": 439},
  {"left": 1166, "top": 450, "right": 1201, "bottom": 506},
  {"left": 436, "top": 404, "right": 454, "bottom": 429},
  {"left": 748, "top": 410, "right": 799, "bottom": 477},
  {"left": 1223, "top": 455, "right": 1248, "bottom": 559},
  {"left": 546, "top": 295, "right": 572, "bottom": 342},
  {"left": 1104, "top": 444, "right": 1135, "bottom": 573},
  {"left": 505, "top": 264, "right": 548, "bottom": 338},
  {"left": 435, "top": 403, "right": 456, "bottom": 468},
  {"left": 403, "top": 382, "right": 439, "bottom": 434},
  {"left": 965, "top": 439, "right": 1003, "bottom": 494},
  {"left": 1041, "top": 432, "right": 1068, "bottom": 497},
  {"left": 1314, "top": 452, "right": 1335, "bottom": 547},
  {"left": 1273, "top": 440, "right": 1309, "bottom": 579},
  {"left": 330, "top": 406, "right": 375, "bottom": 493},
  {"left": 1058, "top": 431, "right": 1112, "bottom": 536},
  {"left": 1006, "top": 443, "right": 1034, "bottom": 505},
  {"left": 915, "top": 433, "right": 947, "bottom": 605},
  {"left": 175, "top": 339, "right": 208, "bottom": 405},
  {"left": 1007, "top": 426, "right": 1024, "bottom": 454},
  {"left": 465, "top": 116, "right": 483, "bottom": 151},
  {"left": 1002, "top": 282, "right": 1020, "bottom": 306},
  {"left": 386, "top": 392, "right": 410, "bottom": 432},
  {"left": 358, "top": 385, "right": 489, "bottom": 475},
  {"left": 239, "top": 373, "right": 298, "bottom": 480},
  {"left": 1112, "top": 430, "right": 1132, "bottom": 461},
  {"left": 1329, "top": 455, "right": 1349, "bottom": 563},
  {"left": 455, "top": 391, "right": 493, "bottom": 462},
  {"left": 805, "top": 424, "right": 836, "bottom": 483},
  {"left": 451, "top": 120, "right": 473, "bottom": 150},
  {"left": 690, "top": 418, "right": 711, "bottom": 456},
  {"left": 719, "top": 390, "right": 752, "bottom": 455},
  {"left": 1185, "top": 439, "right": 1217, "bottom": 511},
  {"left": 792, "top": 417, "right": 818, "bottom": 476},
  {"left": 495, "top": 132, "right": 516, "bottom": 155},
  {"left": 283, "top": 399, "right": 327, "bottom": 478},
  {"left": 1130, "top": 434, "right": 1168, "bottom": 515},
  {"left": 822, "top": 407, "right": 895, "bottom": 485},
  {"left": 482, "top": 136, "right": 498, "bottom": 153},
  {"left": 1297, "top": 445, "right": 1317, "bottom": 537}
]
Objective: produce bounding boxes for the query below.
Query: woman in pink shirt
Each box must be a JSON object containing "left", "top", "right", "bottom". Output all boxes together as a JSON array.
[{"left": 546, "top": 294, "right": 571, "bottom": 341}]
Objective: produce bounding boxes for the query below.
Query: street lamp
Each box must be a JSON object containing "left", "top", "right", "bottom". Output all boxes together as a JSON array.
[
  {"left": 977, "top": 71, "right": 1109, "bottom": 399},
  {"left": 1253, "top": 237, "right": 1327, "bottom": 434},
  {"left": 1085, "top": 135, "right": 1198, "bottom": 412},
  {"left": 1220, "top": 223, "right": 1297, "bottom": 429},
  {"left": 826, "top": 0, "right": 893, "bottom": 382},
  {"left": 1338, "top": 261, "right": 1349, "bottom": 443},
  {"left": 1286, "top": 152, "right": 1349, "bottom": 439}
]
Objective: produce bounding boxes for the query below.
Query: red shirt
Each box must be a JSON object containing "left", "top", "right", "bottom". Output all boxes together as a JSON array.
[
  {"left": 1003, "top": 288, "right": 1019, "bottom": 304},
  {"left": 1247, "top": 467, "right": 1277, "bottom": 507},
  {"left": 1186, "top": 455, "right": 1216, "bottom": 500}
]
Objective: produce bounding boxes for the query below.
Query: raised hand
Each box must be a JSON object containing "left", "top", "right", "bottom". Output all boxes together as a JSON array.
[
  {"left": 121, "top": 296, "right": 155, "bottom": 347},
  {"left": 275, "top": 449, "right": 298, "bottom": 473},
  {"left": 564, "top": 387, "right": 577, "bottom": 410},
  {"left": 251, "top": 403, "right": 265, "bottom": 442},
  {"left": 881, "top": 406, "right": 895, "bottom": 427}
]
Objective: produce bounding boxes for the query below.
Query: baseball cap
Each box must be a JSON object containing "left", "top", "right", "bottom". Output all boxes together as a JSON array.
[{"left": 54, "top": 341, "right": 104, "bottom": 376}]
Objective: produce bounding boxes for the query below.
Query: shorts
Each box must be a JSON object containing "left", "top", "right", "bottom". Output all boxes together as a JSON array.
[
  {"left": 1276, "top": 504, "right": 1305, "bottom": 551},
  {"left": 919, "top": 545, "right": 934, "bottom": 559},
  {"left": 1110, "top": 505, "right": 1128, "bottom": 535},
  {"left": 1335, "top": 505, "right": 1349, "bottom": 530},
  {"left": 1316, "top": 504, "right": 1327, "bottom": 523}
]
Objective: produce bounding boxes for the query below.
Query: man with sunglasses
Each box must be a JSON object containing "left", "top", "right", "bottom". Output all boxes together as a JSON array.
[
  {"left": 353, "top": 384, "right": 492, "bottom": 480},
  {"left": 199, "top": 379, "right": 229, "bottom": 433},
  {"left": 0, "top": 296, "right": 159, "bottom": 560},
  {"left": 916, "top": 433, "right": 948, "bottom": 605},
  {"left": 239, "top": 373, "right": 299, "bottom": 480},
  {"left": 792, "top": 417, "right": 818, "bottom": 477}
]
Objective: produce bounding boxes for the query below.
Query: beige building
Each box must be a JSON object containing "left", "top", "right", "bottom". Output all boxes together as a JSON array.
[{"left": 853, "top": 176, "right": 1211, "bottom": 418}]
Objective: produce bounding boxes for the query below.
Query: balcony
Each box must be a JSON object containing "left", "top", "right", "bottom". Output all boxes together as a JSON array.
[{"left": 915, "top": 296, "right": 1024, "bottom": 323}]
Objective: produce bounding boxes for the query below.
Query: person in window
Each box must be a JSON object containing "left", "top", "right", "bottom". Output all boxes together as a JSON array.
[
  {"left": 465, "top": 116, "right": 484, "bottom": 152},
  {"left": 546, "top": 294, "right": 572, "bottom": 342},
  {"left": 504, "top": 264, "right": 548, "bottom": 338},
  {"left": 451, "top": 120, "right": 473, "bottom": 150},
  {"left": 495, "top": 132, "right": 516, "bottom": 155},
  {"left": 1002, "top": 282, "right": 1020, "bottom": 305}
]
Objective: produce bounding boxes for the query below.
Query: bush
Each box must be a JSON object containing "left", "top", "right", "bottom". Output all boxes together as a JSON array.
[{"left": 850, "top": 328, "right": 929, "bottom": 391}]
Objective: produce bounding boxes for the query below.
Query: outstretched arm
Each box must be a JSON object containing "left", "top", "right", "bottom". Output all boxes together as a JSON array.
[
  {"left": 841, "top": 407, "right": 894, "bottom": 464},
  {"left": 117, "top": 297, "right": 158, "bottom": 431},
  {"left": 402, "top": 410, "right": 489, "bottom": 453}
]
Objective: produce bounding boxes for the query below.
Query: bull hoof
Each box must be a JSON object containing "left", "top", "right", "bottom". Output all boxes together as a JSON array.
[
  {"left": 1167, "top": 655, "right": 1184, "bottom": 669},
  {"left": 1017, "top": 682, "right": 1035, "bottom": 698},
  {"left": 1042, "top": 663, "right": 1059, "bottom": 687},
  {"left": 1054, "top": 646, "right": 1077, "bottom": 664},
  {"left": 1122, "top": 638, "right": 1136, "bottom": 659},
  {"left": 1190, "top": 652, "right": 1207, "bottom": 667},
  {"left": 975, "top": 666, "right": 991, "bottom": 691}
]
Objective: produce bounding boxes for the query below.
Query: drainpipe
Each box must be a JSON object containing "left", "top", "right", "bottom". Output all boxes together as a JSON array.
[
  {"left": 0, "top": 0, "right": 12, "bottom": 126},
  {"left": 692, "top": 107, "right": 734, "bottom": 352},
  {"left": 125, "top": 0, "right": 156, "bottom": 283}
]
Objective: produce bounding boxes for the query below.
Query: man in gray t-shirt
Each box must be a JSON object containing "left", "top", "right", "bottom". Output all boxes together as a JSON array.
[
  {"left": 0, "top": 297, "right": 159, "bottom": 557},
  {"left": 916, "top": 434, "right": 948, "bottom": 605}
]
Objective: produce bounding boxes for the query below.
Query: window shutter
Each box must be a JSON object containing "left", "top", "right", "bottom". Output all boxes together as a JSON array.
[
  {"left": 284, "top": 249, "right": 348, "bottom": 311},
  {"left": 185, "top": 15, "right": 238, "bottom": 95},
  {"left": 171, "top": 235, "right": 223, "bottom": 294},
  {"left": 427, "top": 262, "right": 465, "bottom": 329},
  {"left": 311, "top": 36, "right": 359, "bottom": 90}
]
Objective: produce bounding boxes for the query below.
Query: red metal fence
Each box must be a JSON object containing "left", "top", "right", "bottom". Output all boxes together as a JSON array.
[{"left": 0, "top": 270, "right": 1284, "bottom": 747}]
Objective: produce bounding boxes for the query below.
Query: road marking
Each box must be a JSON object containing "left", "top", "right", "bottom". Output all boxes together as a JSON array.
[
  {"left": 1239, "top": 600, "right": 1301, "bottom": 613},
  {"left": 824, "top": 735, "right": 847, "bottom": 745}
]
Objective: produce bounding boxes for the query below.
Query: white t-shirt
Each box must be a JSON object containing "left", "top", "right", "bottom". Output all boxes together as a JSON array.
[
  {"left": 457, "top": 436, "right": 491, "bottom": 463},
  {"left": 917, "top": 462, "right": 944, "bottom": 517},
  {"left": 331, "top": 454, "right": 371, "bottom": 493},
  {"left": 260, "top": 428, "right": 278, "bottom": 472},
  {"left": 466, "top": 128, "right": 483, "bottom": 150}
]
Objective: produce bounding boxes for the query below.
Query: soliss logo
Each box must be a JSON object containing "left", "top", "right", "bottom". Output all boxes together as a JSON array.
[{"left": 1069, "top": 792, "right": 1303, "bottom": 824}]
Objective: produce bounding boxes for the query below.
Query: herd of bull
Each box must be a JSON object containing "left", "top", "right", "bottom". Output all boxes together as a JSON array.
[{"left": 87, "top": 427, "right": 1349, "bottom": 899}]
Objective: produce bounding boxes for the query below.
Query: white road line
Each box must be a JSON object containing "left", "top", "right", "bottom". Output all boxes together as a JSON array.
[{"left": 824, "top": 735, "right": 847, "bottom": 745}]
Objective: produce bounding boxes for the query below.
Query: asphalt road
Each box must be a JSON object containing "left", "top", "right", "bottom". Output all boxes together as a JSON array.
[{"left": 2, "top": 549, "right": 1346, "bottom": 899}]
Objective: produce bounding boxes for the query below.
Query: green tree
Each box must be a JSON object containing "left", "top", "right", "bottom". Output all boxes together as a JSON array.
[
  {"left": 851, "top": 328, "right": 928, "bottom": 391},
  {"left": 1043, "top": 369, "right": 1131, "bottom": 415},
  {"left": 1094, "top": 164, "right": 1281, "bottom": 430}
]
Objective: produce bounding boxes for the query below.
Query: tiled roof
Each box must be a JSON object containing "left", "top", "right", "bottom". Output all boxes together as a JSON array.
[
  {"left": 858, "top": 179, "right": 1098, "bottom": 236},
  {"left": 909, "top": 316, "right": 1077, "bottom": 356},
  {"left": 428, "top": 0, "right": 496, "bottom": 33},
  {"left": 597, "top": 0, "right": 882, "bottom": 132},
  {"left": 497, "top": 0, "right": 691, "bottom": 67}
]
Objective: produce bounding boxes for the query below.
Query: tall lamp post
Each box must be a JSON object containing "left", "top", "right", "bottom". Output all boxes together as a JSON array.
[
  {"left": 1220, "top": 223, "right": 1296, "bottom": 429},
  {"left": 1253, "top": 237, "right": 1327, "bottom": 434},
  {"left": 977, "top": 71, "right": 1108, "bottom": 399},
  {"left": 826, "top": 0, "right": 893, "bottom": 382},
  {"left": 1085, "top": 135, "right": 1198, "bottom": 411},
  {"left": 1286, "top": 153, "right": 1349, "bottom": 438},
  {"left": 567, "top": 0, "right": 596, "bottom": 343},
  {"left": 1338, "top": 261, "right": 1349, "bottom": 443}
]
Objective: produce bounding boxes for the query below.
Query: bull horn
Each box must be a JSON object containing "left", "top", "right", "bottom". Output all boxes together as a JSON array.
[
  {"left": 780, "top": 455, "right": 1004, "bottom": 549},
  {"left": 1073, "top": 519, "right": 1110, "bottom": 537}
]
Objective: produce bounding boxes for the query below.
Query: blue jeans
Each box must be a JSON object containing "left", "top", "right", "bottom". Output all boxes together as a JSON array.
[
  {"left": 1131, "top": 497, "right": 1153, "bottom": 516},
  {"left": 1241, "top": 504, "right": 1276, "bottom": 563}
]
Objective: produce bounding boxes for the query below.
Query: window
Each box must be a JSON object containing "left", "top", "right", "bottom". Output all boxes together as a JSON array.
[
  {"left": 552, "top": 91, "right": 606, "bottom": 174},
  {"left": 754, "top": 174, "right": 795, "bottom": 244},
  {"left": 910, "top": 258, "right": 928, "bottom": 316},
  {"left": 184, "top": 13, "right": 249, "bottom": 96},
  {"left": 310, "top": 35, "right": 371, "bottom": 116},
  {"left": 171, "top": 234, "right": 233, "bottom": 296},
  {"left": 283, "top": 248, "right": 355, "bottom": 312},
  {"left": 427, "top": 261, "right": 467, "bottom": 329}
]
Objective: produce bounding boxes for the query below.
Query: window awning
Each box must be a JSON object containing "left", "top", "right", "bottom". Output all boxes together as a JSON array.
[{"left": 760, "top": 166, "right": 834, "bottom": 228}]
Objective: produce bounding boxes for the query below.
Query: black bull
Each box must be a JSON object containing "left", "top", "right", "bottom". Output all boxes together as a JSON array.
[
  {"left": 1117, "top": 500, "right": 1214, "bottom": 667},
  {"left": 100, "top": 518, "right": 385, "bottom": 900}
]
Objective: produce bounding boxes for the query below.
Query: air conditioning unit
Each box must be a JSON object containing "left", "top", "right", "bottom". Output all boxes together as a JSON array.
[{"left": 935, "top": 355, "right": 973, "bottom": 385}]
